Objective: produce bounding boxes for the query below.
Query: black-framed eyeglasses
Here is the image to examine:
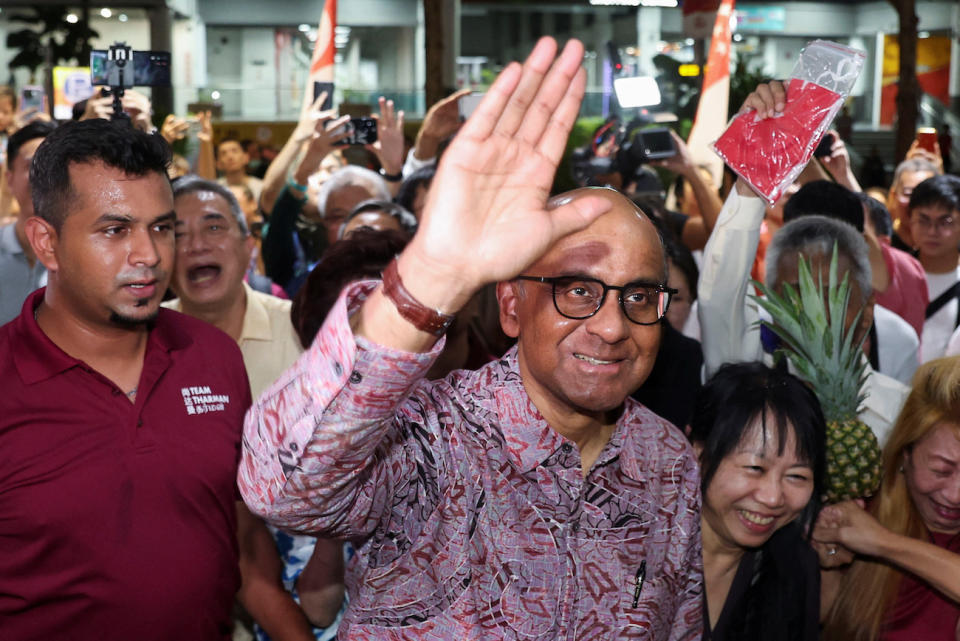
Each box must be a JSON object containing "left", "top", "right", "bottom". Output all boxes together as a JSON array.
[{"left": 515, "top": 275, "right": 677, "bottom": 326}]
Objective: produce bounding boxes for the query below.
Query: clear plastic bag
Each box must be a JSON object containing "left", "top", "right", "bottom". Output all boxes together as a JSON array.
[{"left": 712, "top": 40, "right": 866, "bottom": 205}]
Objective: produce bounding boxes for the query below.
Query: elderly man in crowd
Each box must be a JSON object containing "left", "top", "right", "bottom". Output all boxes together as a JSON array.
[
  {"left": 240, "top": 37, "right": 702, "bottom": 640},
  {"left": 164, "top": 175, "right": 344, "bottom": 640},
  {"left": 699, "top": 82, "right": 909, "bottom": 445}
]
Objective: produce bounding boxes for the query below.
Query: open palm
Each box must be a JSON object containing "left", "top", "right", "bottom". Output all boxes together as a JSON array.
[{"left": 407, "top": 38, "right": 612, "bottom": 293}]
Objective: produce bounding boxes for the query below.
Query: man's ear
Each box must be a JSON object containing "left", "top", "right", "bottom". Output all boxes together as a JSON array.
[
  {"left": 497, "top": 281, "right": 521, "bottom": 339},
  {"left": 24, "top": 216, "right": 60, "bottom": 272}
]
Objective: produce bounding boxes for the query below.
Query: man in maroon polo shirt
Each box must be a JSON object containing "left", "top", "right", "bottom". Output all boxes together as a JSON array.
[{"left": 0, "top": 119, "right": 251, "bottom": 639}]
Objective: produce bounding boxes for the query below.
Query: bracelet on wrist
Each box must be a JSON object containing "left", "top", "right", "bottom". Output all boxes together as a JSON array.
[
  {"left": 379, "top": 168, "right": 403, "bottom": 183},
  {"left": 287, "top": 177, "right": 308, "bottom": 195},
  {"left": 381, "top": 257, "right": 455, "bottom": 337}
]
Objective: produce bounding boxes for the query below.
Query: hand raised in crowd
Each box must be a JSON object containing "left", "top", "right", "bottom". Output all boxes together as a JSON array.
[
  {"left": 122, "top": 90, "right": 154, "bottom": 133},
  {"left": 80, "top": 91, "right": 114, "bottom": 121},
  {"left": 400, "top": 37, "right": 612, "bottom": 313},
  {"left": 196, "top": 110, "right": 213, "bottom": 144},
  {"left": 160, "top": 114, "right": 190, "bottom": 145},
  {"left": 292, "top": 107, "right": 350, "bottom": 186},
  {"left": 366, "top": 96, "right": 405, "bottom": 177},
  {"left": 819, "top": 128, "right": 862, "bottom": 192},
  {"left": 650, "top": 128, "right": 697, "bottom": 177},
  {"left": 413, "top": 87, "right": 471, "bottom": 161},
  {"left": 733, "top": 80, "right": 786, "bottom": 196},
  {"left": 906, "top": 138, "right": 944, "bottom": 175},
  {"left": 14, "top": 106, "right": 51, "bottom": 130}
]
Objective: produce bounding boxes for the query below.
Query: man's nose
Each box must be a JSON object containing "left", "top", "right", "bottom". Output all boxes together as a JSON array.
[
  {"left": 583, "top": 290, "right": 630, "bottom": 341},
  {"left": 178, "top": 228, "right": 208, "bottom": 254},
  {"left": 130, "top": 227, "right": 161, "bottom": 267}
]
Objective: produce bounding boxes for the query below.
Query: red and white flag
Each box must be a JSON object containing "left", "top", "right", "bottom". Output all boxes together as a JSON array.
[
  {"left": 300, "top": 0, "right": 337, "bottom": 117},
  {"left": 686, "top": 0, "right": 735, "bottom": 186}
]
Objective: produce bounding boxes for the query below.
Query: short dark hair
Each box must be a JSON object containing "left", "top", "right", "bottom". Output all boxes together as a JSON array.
[
  {"left": 216, "top": 137, "right": 243, "bottom": 154},
  {"left": 395, "top": 165, "right": 435, "bottom": 215},
  {"left": 291, "top": 228, "right": 409, "bottom": 349},
  {"left": 172, "top": 174, "right": 249, "bottom": 235},
  {"left": 689, "top": 361, "right": 826, "bottom": 535},
  {"left": 856, "top": 193, "right": 893, "bottom": 237},
  {"left": 340, "top": 199, "right": 417, "bottom": 238},
  {"left": 30, "top": 119, "right": 172, "bottom": 232},
  {"left": 7, "top": 120, "right": 57, "bottom": 169},
  {"left": 783, "top": 180, "right": 864, "bottom": 232},
  {"left": 908, "top": 174, "right": 960, "bottom": 215}
]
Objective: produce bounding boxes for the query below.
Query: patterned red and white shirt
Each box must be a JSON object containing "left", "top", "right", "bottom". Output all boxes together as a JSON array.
[{"left": 240, "top": 281, "right": 704, "bottom": 640}]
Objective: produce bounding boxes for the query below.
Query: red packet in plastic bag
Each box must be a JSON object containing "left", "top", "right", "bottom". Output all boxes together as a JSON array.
[{"left": 712, "top": 40, "right": 865, "bottom": 205}]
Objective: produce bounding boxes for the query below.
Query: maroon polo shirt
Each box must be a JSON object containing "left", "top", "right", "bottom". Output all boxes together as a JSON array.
[{"left": 0, "top": 288, "right": 251, "bottom": 640}]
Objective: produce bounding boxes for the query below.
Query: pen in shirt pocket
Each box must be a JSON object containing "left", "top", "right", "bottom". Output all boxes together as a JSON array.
[{"left": 632, "top": 560, "right": 647, "bottom": 607}]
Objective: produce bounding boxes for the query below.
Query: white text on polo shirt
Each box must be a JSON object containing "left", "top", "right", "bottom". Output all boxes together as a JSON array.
[{"left": 181, "top": 386, "right": 231, "bottom": 415}]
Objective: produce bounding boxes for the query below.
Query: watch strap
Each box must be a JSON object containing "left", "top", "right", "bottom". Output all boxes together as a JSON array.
[{"left": 382, "top": 257, "right": 455, "bottom": 337}]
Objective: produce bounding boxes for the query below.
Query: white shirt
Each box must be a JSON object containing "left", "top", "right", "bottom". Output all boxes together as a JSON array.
[
  {"left": 698, "top": 190, "right": 909, "bottom": 444},
  {"left": 921, "top": 267, "right": 960, "bottom": 363}
]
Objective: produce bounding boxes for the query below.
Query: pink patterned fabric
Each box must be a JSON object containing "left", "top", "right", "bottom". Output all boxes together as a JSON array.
[{"left": 240, "top": 281, "right": 704, "bottom": 640}]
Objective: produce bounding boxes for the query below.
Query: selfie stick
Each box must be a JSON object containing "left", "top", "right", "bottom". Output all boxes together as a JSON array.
[{"left": 108, "top": 42, "right": 132, "bottom": 122}]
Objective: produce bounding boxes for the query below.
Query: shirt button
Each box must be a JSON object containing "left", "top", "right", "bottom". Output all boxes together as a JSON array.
[
  {"left": 137, "top": 419, "right": 143, "bottom": 427},
  {"left": 571, "top": 522, "right": 580, "bottom": 532},
  {"left": 349, "top": 371, "right": 362, "bottom": 384},
  {"left": 333, "top": 361, "right": 343, "bottom": 376},
  {"left": 561, "top": 443, "right": 573, "bottom": 453}
]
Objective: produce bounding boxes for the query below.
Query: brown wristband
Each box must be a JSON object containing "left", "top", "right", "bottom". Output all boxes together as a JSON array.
[{"left": 382, "top": 257, "right": 455, "bottom": 337}]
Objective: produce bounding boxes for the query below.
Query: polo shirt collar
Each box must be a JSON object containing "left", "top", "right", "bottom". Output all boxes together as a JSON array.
[
  {"left": 239, "top": 282, "right": 272, "bottom": 343},
  {"left": 12, "top": 288, "right": 193, "bottom": 386},
  {"left": 494, "top": 346, "right": 632, "bottom": 476}
]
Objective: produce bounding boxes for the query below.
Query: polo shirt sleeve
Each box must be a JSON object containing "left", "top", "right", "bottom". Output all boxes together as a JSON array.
[
  {"left": 698, "top": 189, "right": 767, "bottom": 380},
  {"left": 238, "top": 280, "right": 444, "bottom": 539}
]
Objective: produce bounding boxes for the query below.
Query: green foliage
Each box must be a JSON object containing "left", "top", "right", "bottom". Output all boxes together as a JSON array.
[
  {"left": 729, "top": 57, "right": 772, "bottom": 117},
  {"left": 750, "top": 245, "right": 868, "bottom": 423},
  {"left": 6, "top": 8, "right": 99, "bottom": 74},
  {"left": 552, "top": 116, "right": 607, "bottom": 194}
]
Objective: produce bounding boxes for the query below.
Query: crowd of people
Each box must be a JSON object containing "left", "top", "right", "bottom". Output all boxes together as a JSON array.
[{"left": 0, "top": 35, "right": 958, "bottom": 641}]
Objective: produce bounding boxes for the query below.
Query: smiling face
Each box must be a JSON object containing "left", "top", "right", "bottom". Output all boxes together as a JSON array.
[
  {"left": 904, "top": 423, "right": 960, "bottom": 535},
  {"left": 702, "top": 415, "right": 815, "bottom": 551},
  {"left": 498, "top": 188, "right": 665, "bottom": 419},
  {"left": 171, "top": 190, "right": 253, "bottom": 314},
  {"left": 41, "top": 162, "right": 175, "bottom": 326}
]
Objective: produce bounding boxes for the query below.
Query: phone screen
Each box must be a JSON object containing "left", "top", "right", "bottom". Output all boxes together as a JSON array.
[
  {"left": 313, "top": 82, "right": 334, "bottom": 111},
  {"left": 20, "top": 87, "right": 44, "bottom": 112},
  {"left": 458, "top": 93, "right": 484, "bottom": 120},
  {"left": 90, "top": 50, "right": 171, "bottom": 87},
  {"left": 639, "top": 129, "right": 675, "bottom": 159}
]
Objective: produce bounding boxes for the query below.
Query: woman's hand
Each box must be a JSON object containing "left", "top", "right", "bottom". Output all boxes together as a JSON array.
[{"left": 813, "top": 500, "right": 893, "bottom": 558}]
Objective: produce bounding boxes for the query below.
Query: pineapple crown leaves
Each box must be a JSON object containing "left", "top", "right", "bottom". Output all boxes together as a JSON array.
[{"left": 749, "top": 243, "right": 869, "bottom": 420}]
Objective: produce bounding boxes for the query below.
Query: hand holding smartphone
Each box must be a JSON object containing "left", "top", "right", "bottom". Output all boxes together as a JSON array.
[
  {"left": 333, "top": 117, "right": 378, "bottom": 146},
  {"left": 916, "top": 127, "right": 937, "bottom": 154}
]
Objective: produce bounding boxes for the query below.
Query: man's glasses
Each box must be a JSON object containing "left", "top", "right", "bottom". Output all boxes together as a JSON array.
[{"left": 515, "top": 275, "right": 676, "bottom": 325}]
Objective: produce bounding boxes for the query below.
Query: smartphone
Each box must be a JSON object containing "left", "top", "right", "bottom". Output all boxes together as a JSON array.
[
  {"left": 636, "top": 127, "right": 676, "bottom": 161},
  {"left": 334, "top": 117, "right": 378, "bottom": 146},
  {"left": 313, "top": 81, "right": 334, "bottom": 111},
  {"left": 19, "top": 86, "right": 45, "bottom": 112},
  {"left": 814, "top": 132, "right": 835, "bottom": 159},
  {"left": 916, "top": 127, "right": 937, "bottom": 153},
  {"left": 458, "top": 93, "right": 483, "bottom": 120},
  {"left": 90, "top": 50, "right": 171, "bottom": 87}
]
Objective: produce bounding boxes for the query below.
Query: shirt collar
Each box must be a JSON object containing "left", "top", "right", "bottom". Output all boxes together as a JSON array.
[
  {"left": 239, "top": 282, "right": 272, "bottom": 343},
  {"left": 12, "top": 288, "right": 193, "bottom": 385},
  {"left": 494, "top": 346, "right": 636, "bottom": 477}
]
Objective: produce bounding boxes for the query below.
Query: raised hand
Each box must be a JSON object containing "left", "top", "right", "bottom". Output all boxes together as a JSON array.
[
  {"left": 413, "top": 87, "right": 471, "bottom": 161},
  {"left": 160, "top": 114, "right": 190, "bottom": 145},
  {"left": 292, "top": 112, "right": 350, "bottom": 185},
  {"left": 400, "top": 37, "right": 612, "bottom": 313},
  {"left": 366, "top": 96, "right": 405, "bottom": 176}
]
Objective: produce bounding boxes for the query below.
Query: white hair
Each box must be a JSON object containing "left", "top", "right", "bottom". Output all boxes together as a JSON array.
[{"left": 316, "top": 165, "right": 390, "bottom": 220}]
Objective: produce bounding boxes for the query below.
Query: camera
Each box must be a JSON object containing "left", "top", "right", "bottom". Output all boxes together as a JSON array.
[
  {"left": 89, "top": 42, "right": 171, "bottom": 122},
  {"left": 333, "top": 117, "right": 378, "bottom": 146},
  {"left": 571, "top": 118, "right": 676, "bottom": 187}
]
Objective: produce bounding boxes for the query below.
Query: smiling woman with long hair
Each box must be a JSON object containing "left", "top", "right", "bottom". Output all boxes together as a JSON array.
[
  {"left": 689, "top": 362, "right": 826, "bottom": 641},
  {"left": 819, "top": 355, "right": 960, "bottom": 641}
]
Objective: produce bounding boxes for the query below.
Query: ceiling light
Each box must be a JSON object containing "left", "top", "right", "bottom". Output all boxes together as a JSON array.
[{"left": 100, "top": 8, "right": 112, "bottom": 18}]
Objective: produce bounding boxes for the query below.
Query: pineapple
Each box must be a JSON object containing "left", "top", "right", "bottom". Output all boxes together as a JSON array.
[{"left": 751, "top": 244, "right": 881, "bottom": 502}]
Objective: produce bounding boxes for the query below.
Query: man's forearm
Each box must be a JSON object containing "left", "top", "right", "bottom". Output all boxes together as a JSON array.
[{"left": 261, "top": 137, "right": 305, "bottom": 214}]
